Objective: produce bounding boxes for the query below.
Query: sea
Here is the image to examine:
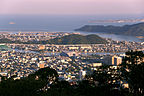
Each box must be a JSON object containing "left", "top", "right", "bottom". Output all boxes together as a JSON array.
[{"left": 0, "top": 15, "right": 143, "bottom": 42}]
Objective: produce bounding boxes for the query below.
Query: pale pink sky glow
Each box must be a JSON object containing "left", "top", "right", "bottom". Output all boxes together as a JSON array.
[{"left": 0, "top": 0, "right": 143, "bottom": 15}]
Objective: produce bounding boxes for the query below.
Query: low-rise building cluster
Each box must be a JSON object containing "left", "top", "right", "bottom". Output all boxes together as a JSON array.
[
  {"left": 0, "top": 32, "right": 79, "bottom": 42},
  {"left": 0, "top": 45, "right": 124, "bottom": 82}
]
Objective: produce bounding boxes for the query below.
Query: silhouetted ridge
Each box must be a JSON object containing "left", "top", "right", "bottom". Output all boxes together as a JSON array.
[
  {"left": 48, "top": 34, "right": 107, "bottom": 44},
  {"left": 75, "top": 22, "right": 144, "bottom": 36}
]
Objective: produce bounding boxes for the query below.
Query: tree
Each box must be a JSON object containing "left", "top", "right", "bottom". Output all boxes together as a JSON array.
[
  {"left": 84, "top": 65, "right": 123, "bottom": 96},
  {"left": 120, "top": 51, "right": 144, "bottom": 95},
  {"left": 32, "top": 67, "right": 58, "bottom": 83},
  {"left": 0, "top": 67, "right": 58, "bottom": 96}
]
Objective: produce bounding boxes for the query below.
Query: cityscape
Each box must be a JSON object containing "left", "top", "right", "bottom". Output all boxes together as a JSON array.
[
  {"left": 0, "top": 31, "right": 144, "bottom": 95},
  {"left": 0, "top": 0, "right": 144, "bottom": 96}
]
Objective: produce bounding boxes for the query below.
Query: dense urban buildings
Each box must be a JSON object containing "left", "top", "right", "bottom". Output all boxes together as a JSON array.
[{"left": 0, "top": 32, "right": 144, "bottom": 82}]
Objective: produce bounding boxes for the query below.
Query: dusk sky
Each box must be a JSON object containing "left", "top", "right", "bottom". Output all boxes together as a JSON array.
[{"left": 0, "top": 0, "right": 143, "bottom": 15}]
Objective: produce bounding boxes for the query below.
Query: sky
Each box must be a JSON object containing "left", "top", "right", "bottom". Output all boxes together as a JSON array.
[{"left": 0, "top": 0, "right": 144, "bottom": 15}]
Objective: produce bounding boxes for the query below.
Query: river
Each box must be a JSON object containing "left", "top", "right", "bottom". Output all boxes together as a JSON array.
[{"left": 76, "top": 31, "right": 142, "bottom": 42}]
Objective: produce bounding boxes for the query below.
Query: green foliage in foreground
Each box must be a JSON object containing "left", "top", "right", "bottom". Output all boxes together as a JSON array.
[{"left": 0, "top": 51, "right": 144, "bottom": 96}]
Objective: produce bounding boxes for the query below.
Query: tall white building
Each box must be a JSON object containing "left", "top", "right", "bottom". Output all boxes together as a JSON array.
[{"left": 79, "top": 70, "right": 86, "bottom": 80}]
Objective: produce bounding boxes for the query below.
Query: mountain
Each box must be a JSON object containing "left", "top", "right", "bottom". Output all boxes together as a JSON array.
[
  {"left": 75, "top": 23, "right": 144, "bottom": 36},
  {"left": 48, "top": 34, "right": 107, "bottom": 44}
]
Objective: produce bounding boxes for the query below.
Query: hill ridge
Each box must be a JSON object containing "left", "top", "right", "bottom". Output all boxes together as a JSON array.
[{"left": 75, "top": 22, "right": 144, "bottom": 36}]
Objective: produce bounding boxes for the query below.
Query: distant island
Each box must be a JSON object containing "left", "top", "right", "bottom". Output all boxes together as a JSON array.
[
  {"left": 75, "top": 22, "right": 144, "bottom": 36},
  {"left": 88, "top": 19, "right": 144, "bottom": 23},
  {"left": 0, "top": 34, "right": 107, "bottom": 44}
]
